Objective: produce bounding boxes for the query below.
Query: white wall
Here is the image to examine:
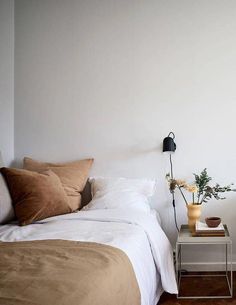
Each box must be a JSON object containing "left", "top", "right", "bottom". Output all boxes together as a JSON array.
[
  {"left": 14, "top": 0, "right": 236, "bottom": 268},
  {"left": 0, "top": 0, "right": 14, "bottom": 166}
]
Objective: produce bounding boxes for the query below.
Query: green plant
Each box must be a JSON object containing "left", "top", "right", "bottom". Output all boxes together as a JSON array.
[
  {"left": 194, "top": 168, "right": 212, "bottom": 203},
  {"left": 194, "top": 168, "right": 235, "bottom": 204},
  {"left": 166, "top": 168, "right": 235, "bottom": 206}
]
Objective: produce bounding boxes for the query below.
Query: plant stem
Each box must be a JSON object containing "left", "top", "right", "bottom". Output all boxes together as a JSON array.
[
  {"left": 197, "top": 193, "right": 200, "bottom": 204},
  {"left": 177, "top": 185, "right": 188, "bottom": 206},
  {"left": 200, "top": 194, "right": 205, "bottom": 204}
]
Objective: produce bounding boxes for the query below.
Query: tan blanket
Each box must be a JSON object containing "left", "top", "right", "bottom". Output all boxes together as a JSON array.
[{"left": 0, "top": 240, "right": 140, "bottom": 305}]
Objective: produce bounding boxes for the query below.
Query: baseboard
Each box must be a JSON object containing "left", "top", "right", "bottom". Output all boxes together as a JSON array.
[{"left": 181, "top": 262, "right": 236, "bottom": 271}]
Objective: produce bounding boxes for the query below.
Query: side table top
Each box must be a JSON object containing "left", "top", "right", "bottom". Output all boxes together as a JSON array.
[{"left": 177, "top": 224, "right": 232, "bottom": 244}]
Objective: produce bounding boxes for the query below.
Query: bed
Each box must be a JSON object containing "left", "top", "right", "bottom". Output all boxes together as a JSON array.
[{"left": 0, "top": 174, "right": 177, "bottom": 305}]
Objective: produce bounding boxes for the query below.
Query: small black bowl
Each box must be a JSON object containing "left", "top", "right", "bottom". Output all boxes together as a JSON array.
[{"left": 205, "top": 217, "right": 221, "bottom": 228}]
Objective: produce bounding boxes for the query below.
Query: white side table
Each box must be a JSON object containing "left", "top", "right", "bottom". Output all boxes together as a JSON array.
[{"left": 176, "top": 224, "right": 233, "bottom": 299}]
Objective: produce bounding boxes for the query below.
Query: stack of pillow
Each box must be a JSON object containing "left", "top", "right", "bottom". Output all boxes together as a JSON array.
[
  {"left": 0, "top": 157, "right": 156, "bottom": 226},
  {"left": 0, "top": 157, "right": 93, "bottom": 226}
]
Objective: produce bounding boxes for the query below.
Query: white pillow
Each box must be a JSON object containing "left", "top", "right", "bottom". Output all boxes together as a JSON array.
[{"left": 83, "top": 177, "right": 156, "bottom": 213}]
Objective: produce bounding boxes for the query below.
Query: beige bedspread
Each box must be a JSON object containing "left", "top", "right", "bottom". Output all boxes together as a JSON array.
[{"left": 0, "top": 240, "right": 140, "bottom": 305}]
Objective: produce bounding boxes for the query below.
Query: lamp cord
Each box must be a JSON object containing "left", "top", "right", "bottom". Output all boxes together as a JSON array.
[
  {"left": 169, "top": 154, "right": 174, "bottom": 179},
  {"left": 172, "top": 194, "right": 179, "bottom": 232},
  {"left": 170, "top": 154, "right": 179, "bottom": 232}
]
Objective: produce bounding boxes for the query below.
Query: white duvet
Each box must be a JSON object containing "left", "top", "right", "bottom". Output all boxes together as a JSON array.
[{"left": 0, "top": 209, "right": 177, "bottom": 305}]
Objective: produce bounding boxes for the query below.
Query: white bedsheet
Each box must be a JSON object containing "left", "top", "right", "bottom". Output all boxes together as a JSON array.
[{"left": 0, "top": 209, "right": 177, "bottom": 305}]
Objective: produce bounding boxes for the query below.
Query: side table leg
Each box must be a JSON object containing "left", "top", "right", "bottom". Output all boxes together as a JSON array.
[
  {"left": 226, "top": 242, "right": 233, "bottom": 297},
  {"left": 175, "top": 243, "right": 179, "bottom": 297},
  {"left": 230, "top": 242, "right": 233, "bottom": 297}
]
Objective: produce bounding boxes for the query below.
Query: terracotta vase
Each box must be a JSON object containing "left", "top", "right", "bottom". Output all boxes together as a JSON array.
[{"left": 187, "top": 204, "right": 202, "bottom": 232}]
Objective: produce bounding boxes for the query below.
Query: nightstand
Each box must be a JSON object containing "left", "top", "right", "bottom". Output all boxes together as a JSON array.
[{"left": 176, "top": 224, "right": 233, "bottom": 299}]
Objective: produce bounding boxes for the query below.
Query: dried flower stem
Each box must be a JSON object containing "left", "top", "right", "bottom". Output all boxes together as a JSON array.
[{"left": 177, "top": 185, "right": 188, "bottom": 206}]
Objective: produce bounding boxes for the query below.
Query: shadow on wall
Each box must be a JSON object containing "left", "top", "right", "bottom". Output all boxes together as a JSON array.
[
  {"left": 10, "top": 159, "right": 22, "bottom": 168},
  {"left": 11, "top": 142, "right": 162, "bottom": 169},
  {"left": 101, "top": 144, "right": 160, "bottom": 161}
]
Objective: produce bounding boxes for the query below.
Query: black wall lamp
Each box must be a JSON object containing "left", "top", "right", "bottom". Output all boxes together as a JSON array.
[
  {"left": 163, "top": 132, "right": 176, "bottom": 154},
  {"left": 163, "top": 131, "right": 179, "bottom": 231},
  {"left": 163, "top": 132, "right": 176, "bottom": 179}
]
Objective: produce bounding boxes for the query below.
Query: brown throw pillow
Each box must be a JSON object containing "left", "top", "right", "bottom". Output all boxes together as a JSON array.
[
  {"left": 23, "top": 157, "right": 94, "bottom": 211},
  {"left": 1, "top": 168, "right": 72, "bottom": 226}
]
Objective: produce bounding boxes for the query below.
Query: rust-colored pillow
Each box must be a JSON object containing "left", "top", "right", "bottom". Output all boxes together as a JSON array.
[
  {"left": 1, "top": 168, "right": 72, "bottom": 226},
  {"left": 23, "top": 157, "right": 94, "bottom": 211}
]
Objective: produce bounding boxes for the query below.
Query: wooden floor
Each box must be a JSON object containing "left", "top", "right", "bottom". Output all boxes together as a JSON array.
[{"left": 159, "top": 272, "right": 236, "bottom": 305}]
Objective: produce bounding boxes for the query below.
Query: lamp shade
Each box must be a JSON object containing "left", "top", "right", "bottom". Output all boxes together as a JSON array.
[{"left": 163, "top": 134, "right": 176, "bottom": 153}]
